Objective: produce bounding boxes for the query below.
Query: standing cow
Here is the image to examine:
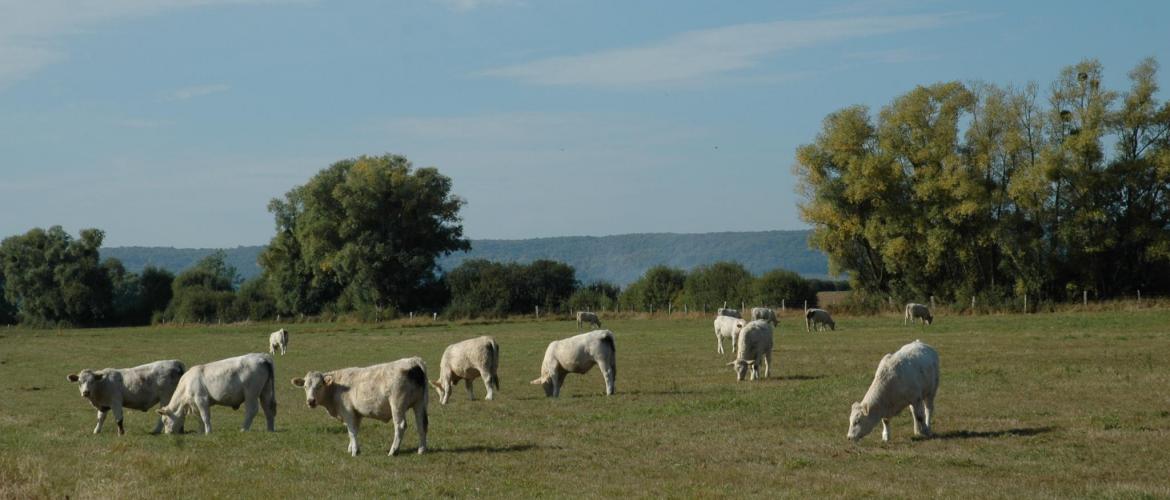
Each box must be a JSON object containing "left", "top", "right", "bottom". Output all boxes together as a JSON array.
[
  {"left": 66, "top": 360, "right": 185, "bottom": 435},
  {"left": 293, "top": 357, "right": 429, "bottom": 457},
  {"left": 904, "top": 303, "right": 934, "bottom": 325},
  {"left": 728, "top": 320, "right": 774, "bottom": 381},
  {"left": 847, "top": 340, "right": 939, "bottom": 442},
  {"left": 576, "top": 311, "right": 602, "bottom": 330},
  {"left": 805, "top": 308, "right": 835, "bottom": 332},
  {"left": 713, "top": 315, "right": 745, "bottom": 355},
  {"left": 431, "top": 336, "right": 500, "bottom": 404},
  {"left": 531, "top": 330, "right": 616, "bottom": 398},
  {"left": 156, "top": 353, "right": 276, "bottom": 434},
  {"left": 269, "top": 328, "right": 289, "bottom": 356}
]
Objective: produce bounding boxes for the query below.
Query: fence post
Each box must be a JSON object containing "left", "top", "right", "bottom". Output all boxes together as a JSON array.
[
  {"left": 930, "top": 295, "right": 935, "bottom": 309},
  {"left": 536, "top": 306, "right": 540, "bottom": 318},
  {"left": 1083, "top": 290, "right": 1087, "bottom": 306},
  {"left": 1024, "top": 294, "right": 1028, "bottom": 314},
  {"left": 781, "top": 299, "right": 785, "bottom": 312},
  {"left": 432, "top": 312, "right": 437, "bottom": 321},
  {"left": 684, "top": 303, "right": 688, "bottom": 313},
  {"left": 409, "top": 311, "right": 413, "bottom": 320},
  {"left": 669, "top": 302, "right": 673, "bottom": 315},
  {"left": 741, "top": 301, "right": 745, "bottom": 313},
  {"left": 1138, "top": 289, "right": 1142, "bottom": 304},
  {"left": 803, "top": 299, "right": 807, "bottom": 311},
  {"left": 971, "top": 296, "right": 976, "bottom": 314},
  {"left": 723, "top": 301, "right": 727, "bottom": 308}
]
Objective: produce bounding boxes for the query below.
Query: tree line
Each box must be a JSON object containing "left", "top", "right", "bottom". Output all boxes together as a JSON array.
[
  {"left": 794, "top": 58, "right": 1170, "bottom": 306},
  {"left": 0, "top": 154, "right": 837, "bottom": 326}
]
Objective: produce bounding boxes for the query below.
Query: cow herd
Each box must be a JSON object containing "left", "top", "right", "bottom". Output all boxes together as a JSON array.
[{"left": 64, "top": 302, "right": 940, "bottom": 456}]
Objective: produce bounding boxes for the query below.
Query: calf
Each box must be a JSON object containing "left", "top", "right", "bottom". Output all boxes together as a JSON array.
[
  {"left": 431, "top": 336, "right": 500, "bottom": 404},
  {"left": 531, "top": 330, "right": 616, "bottom": 398},
  {"left": 66, "top": 360, "right": 185, "bottom": 435},
  {"left": 156, "top": 353, "right": 276, "bottom": 434},
  {"left": 847, "top": 340, "right": 940, "bottom": 442},
  {"left": 269, "top": 328, "right": 289, "bottom": 356},
  {"left": 293, "top": 357, "right": 429, "bottom": 457},
  {"left": 728, "top": 320, "right": 774, "bottom": 381}
]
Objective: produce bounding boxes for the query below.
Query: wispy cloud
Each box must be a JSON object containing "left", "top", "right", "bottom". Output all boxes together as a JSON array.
[
  {"left": 846, "top": 47, "right": 939, "bottom": 64},
  {"left": 431, "top": 0, "right": 523, "bottom": 13},
  {"left": 0, "top": 1, "right": 305, "bottom": 90},
  {"left": 477, "top": 13, "right": 966, "bottom": 87},
  {"left": 164, "top": 83, "right": 231, "bottom": 101}
]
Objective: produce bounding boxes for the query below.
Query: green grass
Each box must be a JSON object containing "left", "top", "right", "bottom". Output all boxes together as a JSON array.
[{"left": 2, "top": 310, "right": 1170, "bottom": 498}]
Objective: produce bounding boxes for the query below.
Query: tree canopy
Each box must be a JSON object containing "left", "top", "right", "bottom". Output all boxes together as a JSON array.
[{"left": 794, "top": 58, "right": 1170, "bottom": 303}]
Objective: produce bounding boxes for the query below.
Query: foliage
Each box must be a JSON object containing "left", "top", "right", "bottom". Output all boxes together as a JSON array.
[
  {"left": 680, "top": 261, "right": 754, "bottom": 310},
  {"left": 619, "top": 265, "right": 686, "bottom": 311},
  {"left": 794, "top": 58, "right": 1170, "bottom": 302},
  {"left": 755, "top": 268, "right": 819, "bottom": 308},
  {"left": 0, "top": 226, "right": 112, "bottom": 326},
  {"left": 568, "top": 281, "right": 620, "bottom": 313},
  {"left": 160, "top": 251, "right": 239, "bottom": 323},
  {"left": 260, "top": 154, "right": 470, "bottom": 318},
  {"left": 445, "top": 259, "right": 578, "bottom": 318}
]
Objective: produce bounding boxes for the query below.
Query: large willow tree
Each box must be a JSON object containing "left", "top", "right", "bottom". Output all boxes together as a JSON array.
[
  {"left": 260, "top": 154, "right": 470, "bottom": 317},
  {"left": 794, "top": 58, "right": 1170, "bottom": 302}
]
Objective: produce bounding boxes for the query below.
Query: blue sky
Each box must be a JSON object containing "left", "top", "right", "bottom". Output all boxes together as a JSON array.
[{"left": 1, "top": 0, "right": 1167, "bottom": 247}]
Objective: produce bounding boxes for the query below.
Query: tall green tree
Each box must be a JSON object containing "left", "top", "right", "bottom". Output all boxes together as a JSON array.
[
  {"left": 0, "top": 226, "right": 112, "bottom": 326},
  {"left": 619, "top": 266, "right": 685, "bottom": 311},
  {"left": 261, "top": 154, "right": 470, "bottom": 318},
  {"left": 755, "top": 269, "right": 818, "bottom": 309},
  {"left": 681, "top": 261, "right": 754, "bottom": 309},
  {"left": 162, "top": 251, "right": 238, "bottom": 323}
]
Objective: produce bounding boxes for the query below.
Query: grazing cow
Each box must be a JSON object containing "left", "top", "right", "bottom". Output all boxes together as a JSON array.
[
  {"left": 269, "top": 328, "right": 289, "bottom": 356},
  {"left": 713, "top": 315, "right": 746, "bottom": 355},
  {"left": 847, "top": 340, "right": 939, "bottom": 442},
  {"left": 716, "top": 308, "right": 742, "bottom": 319},
  {"left": 293, "top": 357, "right": 429, "bottom": 457},
  {"left": 727, "top": 320, "right": 774, "bottom": 381},
  {"left": 156, "top": 353, "right": 276, "bottom": 434},
  {"left": 751, "top": 307, "right": 778, "bottom": 326},
  {"left": 805, "top": 308, "right": 836, "bottom": 332},
  {"left": 66, "top": 360, "right": 185, "bottom": 435},
  {"left": 531, "top": 330, "right": 616, "bottom": 398},
  {"left": 576, "top": 311, "right": 602, "bottom": 330},
  {"left": 431, "top": 336, "right": 500, "bottom": 404},
  {"left": 904, "top": 303, "right": 934, "bottom": 325}
]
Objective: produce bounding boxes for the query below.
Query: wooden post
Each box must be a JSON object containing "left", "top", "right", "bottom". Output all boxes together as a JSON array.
[
  {"left": 781, "top": 299, "right": 785, "bottom": 312},
  {"left": 409, "top": 312, "right": 413, "bottom": 320},
  {"left": 803, "top": 299, "right": 808, "bottom": 311},
  {"left": 535, "top": 306, "right": 540, "bottom": 318},
  {"left": 1138, "top": 289, "right": 1142, "bottom": 304},
  {"left": 1083, "top": 290, "right": 1087, "bottom": 306},
  {"left": 741, "top": 301, "right": 745, "bottom": 313},
  {"left": 971, "top": 296, "right": 976, "bottom": 313},
  {"left": 432, "top": 312, "right": 437, "bottom": 321},
  {"left": 930, "top": 295, "right": 935, "bottom": 309},
  {"left": 684, "top": 303, "right": 688, "bottom": 313},
  {"left": 1024, "top": 294, "right": 1028, "bottom": 313},
  {"left": 669, "top": 302, "right": 673, "bottom": 315}
]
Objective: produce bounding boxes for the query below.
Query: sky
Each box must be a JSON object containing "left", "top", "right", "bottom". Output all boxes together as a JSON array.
[{"left": 1, "top": 0, "right": 1167, "bottom": 247}]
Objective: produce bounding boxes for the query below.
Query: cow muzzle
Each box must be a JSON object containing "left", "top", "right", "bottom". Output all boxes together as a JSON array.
[
  {"left": 307, "top": 399, "right": 317, "bottom": 408},
  {"left": 81, "top": 390, "right": 91, "bottom": 397}
]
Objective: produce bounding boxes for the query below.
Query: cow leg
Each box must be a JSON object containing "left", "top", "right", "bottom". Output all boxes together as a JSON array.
[
  {"left": 241, "top": 396, "right": 259, "bottom": 431},
  {"left": 344, "top": 413, "right": 361, "bottom": 456},
  {"left": 483, "top": 375, "right": 496, "bottom": 401},
  {"left": 280, "top": 344, "right": 286, "bottom": 356},
  {"left": 261, "top": 389, "right": 277, "bottom": 432},
  {"left": 112, "top": 404, "right": 125, "bottom": 435},
  {"left": 197, "top": 401, "right": 213, "bottom": 434},
  {"left": 413, "top": 402, "right": 428, "bottom": 455},
  {"left": 716, "top": 333, "right": 724, "bottom": 354},
  {"left": 924, "top": 394, "right": 935, "bottom": 434},
  {"left": 552, "top": 371, "right": 567, "bottom": 398},
  {"left": 881, "top": 418, "right": 890, "bottom": 442},
  {"left": 388, "top": 402, "right": 407, "bottom": 456},
  {"left": 763, "top": 352, "right": 772, "bottom": 379},
  {"left": 465, "top": 379, "right": 476, "bottom": 401},
  {"left": 94, "top": 408, "right": 108, "bottom": 434}
]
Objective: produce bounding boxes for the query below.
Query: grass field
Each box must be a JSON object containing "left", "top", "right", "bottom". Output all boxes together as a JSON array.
[{"left": 2, "top": 310, "right": 1169, "bottom": 498}]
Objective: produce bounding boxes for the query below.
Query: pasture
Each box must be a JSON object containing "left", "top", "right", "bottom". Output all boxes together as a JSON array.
[{"left": 2, "top": 310, "right": 1169, "bottom": 498}]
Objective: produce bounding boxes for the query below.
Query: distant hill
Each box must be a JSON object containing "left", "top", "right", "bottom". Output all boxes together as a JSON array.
[{"left": 100, "top": 230, "right": 830, "bottom": 286}]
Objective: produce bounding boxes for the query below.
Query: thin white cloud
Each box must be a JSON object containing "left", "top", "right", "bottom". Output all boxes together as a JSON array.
[
  {"left": 0, "top": 0, "right": 305, "bottom": 89},
  {"left": 164, "top": 83, "right": 231, "bottom": 101},
  {"left": 846, "top": 47, "right": 939, "bottom": 64},
  {"left": 477, "top": 13, "right": 966, "bottom": 87},
  {"left": 431, "top": 0, "right": 522, "bottom": 13}
]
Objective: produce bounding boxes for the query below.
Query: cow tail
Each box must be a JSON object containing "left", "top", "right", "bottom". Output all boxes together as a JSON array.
[{"left": 261, "top": 357, "right": 276, "bottom": 407}]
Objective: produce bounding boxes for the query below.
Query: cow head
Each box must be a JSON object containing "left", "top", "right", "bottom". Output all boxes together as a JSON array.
[
  {"left": 726, "top": 360, "right": 753, "bottom": 381},
  {"left": 292, "top": 372, "right": 331, "bottom": 409},
  {"left": 846, "top": 402, "right": 878, "bottom": 442},
  {"left": 155, "top": 405, "right": 187, "bottom": 434},
  {"left": 430, "top": 380, "right": 451, "bottom": 405},
  {"left": 529, "top": 374, "right": 555, "bottom": 398},
  {"left": 67, "top": 370, "right": 104, "bottom": 399}
]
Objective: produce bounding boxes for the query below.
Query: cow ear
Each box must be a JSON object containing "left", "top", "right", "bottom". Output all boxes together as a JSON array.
[
  {"left": 529, "top": 378, "right": 543, "bottom": 385},
  {"left": 67, "top": 373, "right": 79, "bottom": 382},
  {"left": 323, "top": 375, "right": 334, "bottom": 385},
  {"left": 291, "top": 378, "right": 305, "bottom": 387},
  {"left": 725, "top": 361, "right": 736, "bottom": 366}
]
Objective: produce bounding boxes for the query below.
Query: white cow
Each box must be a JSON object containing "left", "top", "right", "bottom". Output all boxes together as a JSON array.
[
  {"left": 847, "top": 340, "right": 939, "bottom": 442},
  {"left": 293, "top": 357, "right": 429, "bottom": 457},
  {"left": 268, "top": 328, "right": 289, "bottom": 356},
  {"left": 805, "top": 308, "right": 836, "bottom": 332},
  {"left": 531, "top": 330, "right": 616, "bottom": 398},
  {"left": 66, "top": 360, "right": 185, "bottom": 435},
  {"left": 751, "top": 307, "right": 778, "bottom": 326},
  {"left": 904, "top": 303, "right": 934, "bottom": 325},
  {"left": 728, "top": 320, "right": 774, "bottom": 381},
  {"left": 716, "top": 308, "right": 742, "bottom": 319},
  {"left": 431, "top": 336, "right": 500, "bottom": 404},
  {"left": 156, "top": 353, "right": 276, "bottom": 434},
  {"left": 713, "top": 315, "right": 746, "bottom": 355},
  {"left": 576, "top": 311, "right": 602, "bottom": 330}
]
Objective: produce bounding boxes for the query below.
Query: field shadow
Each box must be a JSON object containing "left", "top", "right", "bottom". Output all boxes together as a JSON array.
[
  {"left": 775, "top": 374, "right": 825, "bottom": 381},
  {"left": 925, "top": 426, "right": 1055, "bottom": 441},
  {"left": 431, "top": 443, "right": 539, "bottom": 454}
]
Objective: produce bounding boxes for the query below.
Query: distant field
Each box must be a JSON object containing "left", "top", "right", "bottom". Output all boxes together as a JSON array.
[{"left": 2, "top": 310, "right": 1169, "bottom": 498}]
